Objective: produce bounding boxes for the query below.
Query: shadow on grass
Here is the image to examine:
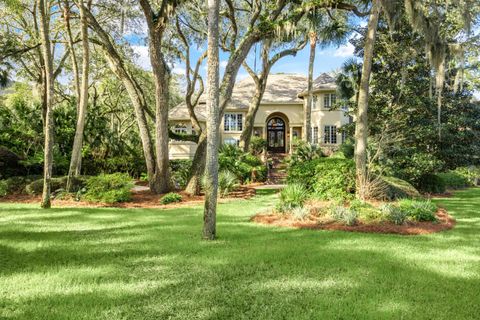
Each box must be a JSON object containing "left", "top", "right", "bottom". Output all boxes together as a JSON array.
[{"left": 0, "top": 189, "right": 479, "bottom": 319}]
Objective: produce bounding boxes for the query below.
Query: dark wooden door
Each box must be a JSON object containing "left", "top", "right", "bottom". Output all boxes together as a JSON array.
[{"left": 266, "top": 117, "right": 285, "bottom": 153}]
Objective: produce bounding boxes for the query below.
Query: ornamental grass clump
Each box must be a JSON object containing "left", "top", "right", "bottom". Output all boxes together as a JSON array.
[
  {"left": 329, "top": 205, "right": 358, "bottom": 226},
  {"left": 397, "top": 199, "right": 437, "bottom": 222},
  {"left": 277, "top": 184, "right": 309, "bottom": 213},
  {"left": 381, "top": 203, "right": 408, "bottom": 225}
]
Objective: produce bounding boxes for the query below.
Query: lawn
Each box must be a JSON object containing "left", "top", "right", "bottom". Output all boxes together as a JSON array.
[{"left": 1, "top": 188, "right": 480, "bottom": 319}]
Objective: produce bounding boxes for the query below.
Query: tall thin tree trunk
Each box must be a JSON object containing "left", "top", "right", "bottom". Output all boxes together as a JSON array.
[
  {"left": 203, "top": 0, "right": 220, "bottom": 240},
  {"left": 240, "top": 87, "right": 264, "bottom": 152},
  {"left": 67, "top": 0, "right": 89, "bottom": 191},
  {"left": 61, "top": 0, "right": 80, "bottom": 109},
  {"left": 305, "top": 32, "right": 316, "bottom": 143},
  {"left": 185, "top": 132, "right": 207, "bottom": 195},
  {"left": 38, "top": 0, "right": 54, "bottom": 208},
  {"left": 435, "top": 57, "right": 445, "bottom": 141},
  {"left": 354, "top": 0, "right": 380, "bottom": 200}
]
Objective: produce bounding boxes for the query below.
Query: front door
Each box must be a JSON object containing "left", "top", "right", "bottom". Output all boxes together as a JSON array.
[{"left": 267, "top": 117, "right": 285, "bottom": 153}]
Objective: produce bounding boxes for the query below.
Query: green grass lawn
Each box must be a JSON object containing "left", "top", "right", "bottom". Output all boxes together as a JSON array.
[{"left": 1, "top": 188, "right": 480, "bottom": 319}]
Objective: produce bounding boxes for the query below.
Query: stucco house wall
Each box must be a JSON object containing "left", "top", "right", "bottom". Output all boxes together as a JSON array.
[{"left": 168, "top": 73, "right": 350, "bottom": 159}]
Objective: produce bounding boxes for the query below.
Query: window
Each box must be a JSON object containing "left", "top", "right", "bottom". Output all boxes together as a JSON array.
[
  {"left": 324, "top": 125, "right": 337, "bottom": 144},
  {"left": 173, "top": 124, "right": 187, "bottom": 134},
  {"left": 311, "top": 96, "right": 318, "bottom": 109},
  {"left": 312, "top": 127, "right": 319, "bottom": 144},
  {"left": 323, "top": 93, "right": 337, "bottom": 108},
  {"left": 224, "top": 113, "right": 243, "bottom": 131},
  {"left": 224, "top": 137, "right": 239, "bottom": 146}
]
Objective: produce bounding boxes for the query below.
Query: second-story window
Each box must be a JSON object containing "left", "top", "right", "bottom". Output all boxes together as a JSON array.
[
  {"left": 311, "top": 96, "right": 318, "bottom": 109},
  {"left": 324, "top": 93, "right": 337, "bottom": 108},
  {"left": 224, "top": 113, "right": 243, "bottom": 131}
]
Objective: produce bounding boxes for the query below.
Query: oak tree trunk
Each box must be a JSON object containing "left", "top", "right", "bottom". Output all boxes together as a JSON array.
[
  {"left": 203, "top": 0, "right": 220, "bottom": 240},
  {"left": 67, "top": 0, "right": 89, "bottom": 191},
  {"left": 38, "top": 0, "right": 54, "bottom": 208},
  {"left": 354, "top": 0, "right": 380, "bottom": 200},
  {"left": 185, "top": 132, "right": 207, "bottom": 195}
]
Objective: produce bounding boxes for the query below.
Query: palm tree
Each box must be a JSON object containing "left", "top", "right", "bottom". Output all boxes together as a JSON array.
[{"left": 203, "top": 0, "right": 220, "bottom": 240}]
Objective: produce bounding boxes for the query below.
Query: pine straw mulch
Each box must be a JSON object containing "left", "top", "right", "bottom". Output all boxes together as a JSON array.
[
  {"left": 0, "top": 187, "right": 256, "bottom": 209},
  {"left": 251, "top": 208, "right": 456, "bottom": 235}
]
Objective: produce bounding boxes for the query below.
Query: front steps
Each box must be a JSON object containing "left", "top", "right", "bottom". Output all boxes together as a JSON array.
[{"left": 266, "top": 153, "right": 288, "bottom": 185}]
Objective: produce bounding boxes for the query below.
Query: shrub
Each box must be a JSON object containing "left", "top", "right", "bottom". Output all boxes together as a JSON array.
[
  {"left": 372, "top": 176, "right": 421, "bottom": 200},
  {"left": 289, "top": 140, "right": 324, "bottom": 164},
  {"left": 329, "top": 205, "right": 358, "bottom": 226},
  {"left": 338, "top": 138, "right": 354, "bottom": 159},
  {"left": 286, "top": 160, "right": 319, "bottom": 190},
  {"left": 25, "top": 176, "right": 87, "bottom": 195},
  {"left": 83, "top": 173, "right": 133, "bottom": 203},
  {"left": 0, "top": 180, "right": 7, "bottom": 197},
  {"left": 249, "top": 136, "right": 266, "bottom": 156},
  {"left": 218, "top": 170, "right": 239, "bottom": 197},
  {"left": 218, "top": 144, "right": 266, "bottom": 183},
  {"left": 170, "top": 160, "right": 192, "bottom": 189},
  {"left": 416, "top": 174, "right": 446, "bottom": 194},
  {"left": 351, "top": 200, "right": 384, "bottom": 222},
  {"left": 312, "top": 158, "right": 355, "bottom": 200},
  {"left": 160, "top": 192, "right": 182, "bottom": 205},
  {"left": 437, "top": 172, "right": 470, "bottom": 189},
  {"left": 277, "top": 184, "right": 309, "bottom": 212},
  {"left": 292, "top": 206, "right": 310, "bottom": 220},
  {"left": 381, "top": 204, "right": 407, "bottom": 225},
  {"left": 397, "top": 199, "right": 437, "bottom": 222},
  {"left": 453, "top": 167, "right": 480, "bottom": 186}
]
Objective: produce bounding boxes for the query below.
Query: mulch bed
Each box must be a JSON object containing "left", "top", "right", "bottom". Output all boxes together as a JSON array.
[
  {"left": 251, "top": 208, "right": 456, "bottom": 235},
  {"left": 0, "top": 187, "right": 256, "bottom": 209}
]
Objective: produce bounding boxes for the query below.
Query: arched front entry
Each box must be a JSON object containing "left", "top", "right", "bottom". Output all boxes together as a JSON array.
[{"left": 266, "top": 116, "right": 287, "bottom": 153}]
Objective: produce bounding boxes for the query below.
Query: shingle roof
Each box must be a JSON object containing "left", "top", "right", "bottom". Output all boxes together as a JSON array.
[{"left": 169, "top": 72, "right": 337, "bottom": 121}]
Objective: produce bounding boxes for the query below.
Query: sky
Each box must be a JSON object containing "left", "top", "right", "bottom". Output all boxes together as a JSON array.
[{"left": 129, "top": 40, "right": 357, "bottom": 84}]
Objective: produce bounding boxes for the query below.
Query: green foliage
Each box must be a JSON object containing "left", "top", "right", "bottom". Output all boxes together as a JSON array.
[
  {"left": 218, "top": 170, "right": 239, "bottom": 198},
  {"left": 437, "top": 172, "right": 470, "bottom": 189},
  {"left": 453, "top": 167, "right": 480, "bottom": 186},
  {"left": 381, "top": 204, "right": 408, "bottom": 225},
  {"left": 289, "top": 140, "right": 324, "bottom": 164},
  {"left": 372, "top": 176, "right": 421, "bottom": 200},
  {"left": 83, "top": 173, "right": 133, "bottom": 203},
  {"left": 170, "top": 160, "right": 192, "bottom": 189},
  {"left": 329, "top": 205, "right": 358, "bottom": 226},
  {"left": 397, "top": 199, "right": 437, "bottom": 222},
  {"left": 312, "top": 158, "right": 355, "bottom": 200},
  {"left": 160, "top": 192, "right": 182, "bottom": 205},
  {"left": 417, "top": 174, "right": 446, "bottom": 194},
  {"left": 249, "top": 136, "right": 267, "bottom": 156},
  {"left": 287, "top": 157, "right": 355, "bottom": 201},
  {"left": 350, "top": 200, "right": 384, "bottom": 222},
  {"left": 277, "top": 184, "right": 308, "bottom": 213},
  {"left": 338, "top": 138, "right": 354, "bottom": 159},
  {"left": 0, "top": 180, "right": 7, "bottom": 197},
  {"left": 25, "top": 176, "right": 87, "bottom": 195},
  {"left": 219, "top": 144, "right": 266, "bottom": 183}
]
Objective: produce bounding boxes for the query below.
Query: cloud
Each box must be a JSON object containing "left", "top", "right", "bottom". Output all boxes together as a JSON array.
[
  {"left": 333, "top": 43, "right": 355, "bottom": 57},
  {"left": 220, "top": 60, "right": 228, "bottom": 68},
  {"left": 171, "top": 66, "right": 186, "bottom": 75},
  {"left": 131, "top": 45, "right": 151, "bottom": 70}
]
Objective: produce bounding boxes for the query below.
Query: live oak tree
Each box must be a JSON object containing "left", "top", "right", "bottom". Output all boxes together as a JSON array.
[{"left": 239, "top": 37, "right": 307, "bottom": 152}]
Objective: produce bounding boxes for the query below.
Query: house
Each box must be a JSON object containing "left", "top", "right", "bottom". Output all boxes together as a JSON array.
[{"left": 168, "top": 73, "right": 350, "bottom": 159}]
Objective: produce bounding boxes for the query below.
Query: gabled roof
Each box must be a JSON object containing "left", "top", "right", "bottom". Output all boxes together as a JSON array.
[
  {"left": 298, "top": 73, "right": 337, "bottom": 97},
  {"left": 228, "top": 73, "right": 307, "bottom": 108}
]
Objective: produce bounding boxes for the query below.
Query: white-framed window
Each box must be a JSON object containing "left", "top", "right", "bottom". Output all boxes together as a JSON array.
[
  {"left": 224, "top": 137, "right": 239, "bottom": 146},
  {"left": 324, "top": 125, "right": 337, "bottom": 144},
  {"left": 311, "top": 96, "right": 318, "bottom": 109},
  {"left": 323, "top": 93, "right": 337, "bottom": 108},
  {"left": 312, "top": 127, "right": 319, "bottom": 144},
  {"left": 224, "top": 113, "right": 243, "bottom": 132},
  {"left": 173, "top": 124, "right": 188, "bottom": 134}
]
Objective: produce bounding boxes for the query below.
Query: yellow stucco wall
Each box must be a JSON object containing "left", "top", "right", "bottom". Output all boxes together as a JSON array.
[{"left": 168, "top": 91, "right": 350, "bottom": 159}]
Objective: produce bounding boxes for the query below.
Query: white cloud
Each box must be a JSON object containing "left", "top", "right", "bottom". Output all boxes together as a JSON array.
[
  {"left": 171, "top": 66, "right": 186, "bottom": 75},
  {"left": 131, "top": 45, "right": 151, "bottom": 70},
  {"left": 220, "top": 60, "right": 228, "bottom": 68},
  {"left": 334, "top": 43, "right": 355, "bottom": 57}
]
